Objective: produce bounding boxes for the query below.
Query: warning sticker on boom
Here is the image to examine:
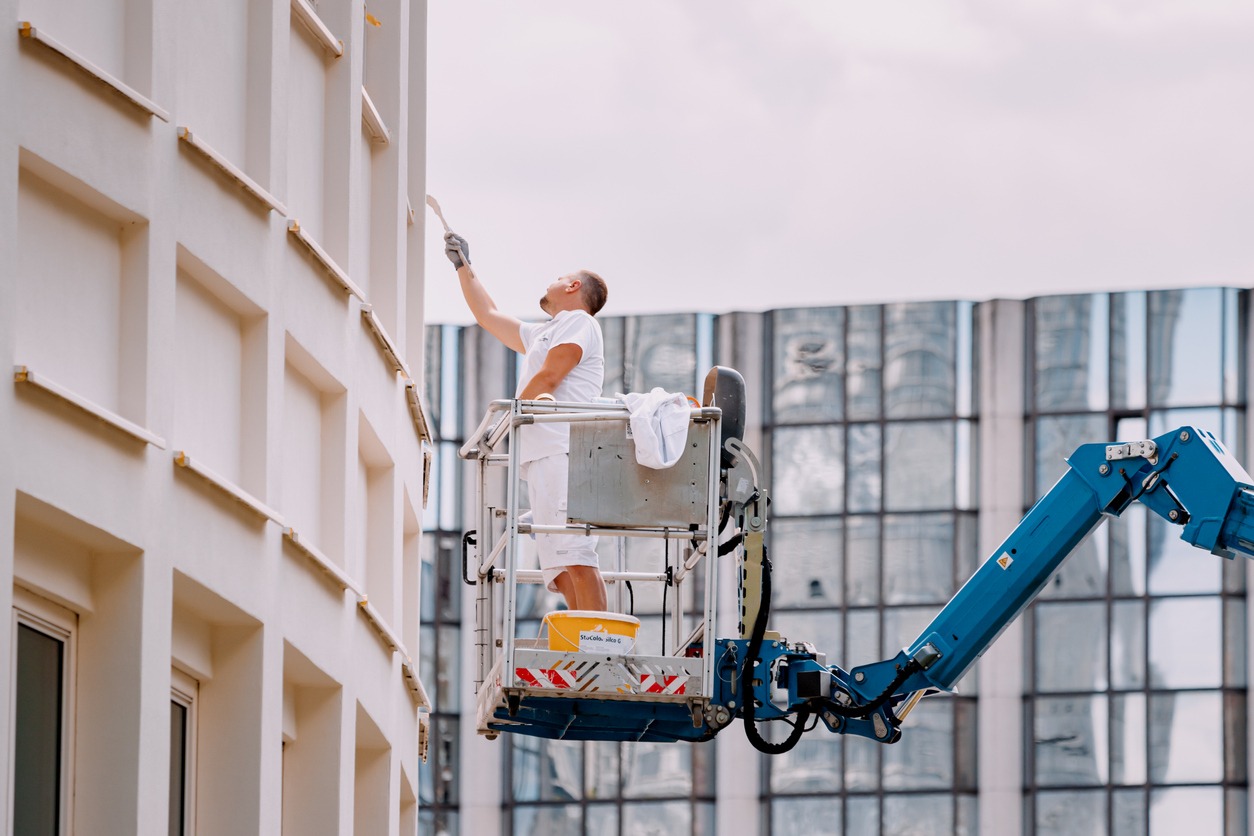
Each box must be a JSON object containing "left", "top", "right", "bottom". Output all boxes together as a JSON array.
[{"left": 996, "top": 553, "right": 1014, "bottom": 570}]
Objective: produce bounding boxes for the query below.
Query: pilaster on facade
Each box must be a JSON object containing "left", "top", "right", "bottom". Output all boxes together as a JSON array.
[{"left": 976, "top": 299, "right": 1028, "bottom": 836}]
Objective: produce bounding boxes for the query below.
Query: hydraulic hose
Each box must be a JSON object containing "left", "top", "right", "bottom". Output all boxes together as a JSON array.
[{"left": 741, "top": 545, "right": 810, "bottom": 755}]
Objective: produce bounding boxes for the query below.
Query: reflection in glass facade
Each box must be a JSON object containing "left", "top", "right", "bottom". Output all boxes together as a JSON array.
[
  {"left": 1028, "top": 289, "right": 1247, "bottom": 836},
  {"left": 426, "top": 286, "right": 1249, "bottom": 835},
  {"left": 766, "top": 302, "right": 979, "bottom": 834}
]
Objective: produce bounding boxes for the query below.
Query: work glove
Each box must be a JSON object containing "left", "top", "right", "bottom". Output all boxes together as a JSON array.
[{"left": 444, "top": 232, "right": 471, "bottom": 269}]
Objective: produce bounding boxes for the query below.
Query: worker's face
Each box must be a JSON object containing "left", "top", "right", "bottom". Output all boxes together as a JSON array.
[{"left": 539, "top": 274, "right": 580, "bottom": 314}]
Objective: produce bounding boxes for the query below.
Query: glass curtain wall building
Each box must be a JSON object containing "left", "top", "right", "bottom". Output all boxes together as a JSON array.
[{"left": 423, "top": 287, "right": 1250, "bottom": 836}]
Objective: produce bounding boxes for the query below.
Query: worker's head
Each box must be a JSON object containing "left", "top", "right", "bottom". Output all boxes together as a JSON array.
[{"left": 539, "top": 270, "right": 608, "bottom": 317}]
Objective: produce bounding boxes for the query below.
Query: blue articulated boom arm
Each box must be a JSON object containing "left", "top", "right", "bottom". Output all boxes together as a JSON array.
[{"left": 721, "top": 426, "right": 1254, "bottom": 748}]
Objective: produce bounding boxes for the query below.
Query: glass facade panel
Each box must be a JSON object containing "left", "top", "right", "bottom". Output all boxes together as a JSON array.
[
  {"left": 770, "top": 797, "right": 841, "bottom": 836},
  {"left": 1109, "top": 506, "right": 1147, "bottom": 597},
  {"left": 625, "top": 313, "right": 698, "bottom": 395},
  {"left": 1112, "top": 291, "right": 1147, "bottom": 411},
  {"left": 846, "top": 423, "right": 882, "bottom": 513},
  {"left": 600, "top": 316, "right": 624, "bottom": 398},
  {"left": 845, "top": 517, "right": 881, "bottom": 607},
  {"left": 773, "top": 307, "right": 844, "bottom": 424},
  {"left": 1111, "top": 788, "right": 1147, "bottom": 835},
  {"left": 884, "top": 421, "right": 955, "bottom": 511},
  {"left": 1147, "top": 514, "right": 1223, "bottom": 596},
  {"left": 622, "top": 743, "right": 692, "bottom": 798},
  {"left": 771, "top": 426, "right": 844, "bottom": 515},
  {"left": 1034, "top": 414, "right": 1108, "bottom": 501},
  {"left": 512, "top": 738, "right": 583, "bottom": 802},
  {"left": 583, "top": 742, "right": 619, "bottom": 801},
  {"left": 1110, "top": 600, "right": 1146, "bottom": 690},
  {"left": 845, "top": 796, "right": 879, "bottom": 834},
  {"left": 1149, "top": 289, "right": 1224, "bottom": 407},
  {"left": 884, "top": 302, "right": 955, "bottom": 418},
  {"left": 1148, "top": 692, "right": 1224, "bottom": 784},
  {"left": 769, "top": 517, "right": 843, "bottom": 609},
  {"left": 1149, "top": 786, "right": 1224, "bottom": 835},
  {"left": 585, "top": 805, "right": 616, "bottom": 836},
  {"left": 1034, "top": 294, "right": 1109, "bottom": 412},
  {"left": 846, "top": 305, "right": 882, "bottom": 421},
  {"left": 437, "top": 625, "right": 461, "bottom": 712},
  {"left": 1111, "top": 693, "right": 1147, "bottom": 785},
  {"left": 881, "top": 700, "right": 953, "bottom": 790},
  {"left": 622, "top": 800, "right": 691, "bottom": 835},
  {"left": 882, "top": 794, "right": 953, "bottom": 836},
  {"left": 769, "top": 732, "right": 843, "bottom": 794},
  {"left": 844, "top": 736, "right": 879, "bottom": 793},
  {"left": 511, "top": 805, "right": 581, "bottom": 836},
  {"left": 772, "top": 611, "right": 842, "bottom": 666},
  {"left": 1148, "top": 597, "right": 1222, "bottom": 688},
  {"left": 1036, "top": 790, "right": 1106, "bottom": 836},
  {"left": 1034, "top": 695, "right": 1108, "bottom": 786},
  {"left": 1035, "top": 602, "right": 1107, "bottom": 692},
  {"left": 882, "top": 513, "right": 954, "bottom": 605}
]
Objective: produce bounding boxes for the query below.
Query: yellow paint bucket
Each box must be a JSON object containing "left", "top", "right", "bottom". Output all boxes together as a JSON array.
[{"left": 544, "top": 610, "right": 641, "bottom": 655}]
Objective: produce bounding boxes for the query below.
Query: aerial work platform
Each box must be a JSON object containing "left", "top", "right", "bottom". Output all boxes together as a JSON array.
[{"left": 459, "top": 394, "right": 732, "bottom": 742}]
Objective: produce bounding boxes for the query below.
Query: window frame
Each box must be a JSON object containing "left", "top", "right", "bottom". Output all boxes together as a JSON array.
[
  {"left": 10, "top": 586, "right": 78, "bottom": 836},
  {"left": 170, "top": 667, "right": 199, "bottom": 836}
]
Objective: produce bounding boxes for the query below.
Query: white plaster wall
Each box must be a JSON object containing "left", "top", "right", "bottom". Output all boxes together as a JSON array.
[
  {"left": 284, "top": 360, "right": 329, "bottom": 544},
  {"left": 16, "top": 169, "right": 125, "bottom": 413},
  {"left": 17, "top": 0, "right": 127, "bottom": 82},
  {"left": 174, "top": 0, "right": 249, "bottom": 166},
  {"left": 287, "top": 25, "right": 330, "bottom": 244},
  {"left": 174, "top": 269, "right": 246, "bottom": 484}
]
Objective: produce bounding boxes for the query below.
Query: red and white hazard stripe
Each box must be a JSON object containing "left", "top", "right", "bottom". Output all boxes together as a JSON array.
[
  {"left": 638, "top": 674, "right": 686, "bottom": 695},
  {"left": 515, "top": 668, "right": 578, "bottom": 689}
]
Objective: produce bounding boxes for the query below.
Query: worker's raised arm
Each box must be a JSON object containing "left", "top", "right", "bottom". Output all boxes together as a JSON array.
[
  {"left": 446, "top": 233, "right": 525, "bottom": 354},
  {"left": 518, "top": 343, "right": 583, "bottom": 400}
]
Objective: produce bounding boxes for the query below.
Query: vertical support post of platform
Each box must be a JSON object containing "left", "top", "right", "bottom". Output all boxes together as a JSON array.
[
  {"left": 501, "top": 401, "right": 523, "bottom": 688},
  {"left": 701, "top": 415, "right": 720, "bottom": 697}
]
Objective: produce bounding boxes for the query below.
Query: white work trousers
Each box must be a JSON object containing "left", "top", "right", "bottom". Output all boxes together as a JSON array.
[{"left": 521, "top": 453, "right": 600, "bottom": 592}]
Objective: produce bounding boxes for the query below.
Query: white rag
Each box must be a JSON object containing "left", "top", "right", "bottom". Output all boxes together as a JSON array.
[{"left": 623, "top": 388, "right": 691, "bottom": 468}]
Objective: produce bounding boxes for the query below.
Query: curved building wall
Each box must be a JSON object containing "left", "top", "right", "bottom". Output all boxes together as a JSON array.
[{"left": 1, "top": 0, "right": 431, "bottom": 833}]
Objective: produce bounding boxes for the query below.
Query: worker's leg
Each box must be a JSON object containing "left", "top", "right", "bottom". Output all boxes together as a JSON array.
[
  {"left": 526, "top": 453, "right": 604, "bottom": 609},
  {"left": 565, "top": 565, "right": 607, "bottom": 610},
  {"left": 552, "top": 570, "right": 578, "bottom": 609}
]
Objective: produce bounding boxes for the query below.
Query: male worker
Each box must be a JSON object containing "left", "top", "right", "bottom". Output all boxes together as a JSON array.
[{"left": 445, "top": 231, "right": 610, "bottom": 611}]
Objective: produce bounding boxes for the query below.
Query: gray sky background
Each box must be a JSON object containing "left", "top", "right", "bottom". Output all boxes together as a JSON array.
[{"left": 423, "top": 2, "right": 1253, "bottom": 325}]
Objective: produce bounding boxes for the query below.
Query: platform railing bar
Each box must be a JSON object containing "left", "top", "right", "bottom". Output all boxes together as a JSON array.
[{"left": 492, "top": 569, "right": 669, "bottom": 585}]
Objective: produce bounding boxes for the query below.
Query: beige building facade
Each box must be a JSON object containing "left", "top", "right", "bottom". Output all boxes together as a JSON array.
[{"left": 1, "top": 0, "right": 431, "bottom": 833}]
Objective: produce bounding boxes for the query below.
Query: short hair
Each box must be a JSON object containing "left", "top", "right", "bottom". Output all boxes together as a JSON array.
[{"left": 576, "top": 270, "right": 608, "bottom": 316}]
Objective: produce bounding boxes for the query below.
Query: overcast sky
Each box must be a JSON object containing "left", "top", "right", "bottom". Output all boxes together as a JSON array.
[{"left": 422, "top": 2, "right": 1253, "bottom": 325}]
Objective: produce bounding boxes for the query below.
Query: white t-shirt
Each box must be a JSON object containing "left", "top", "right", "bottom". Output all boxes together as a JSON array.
[{"left": 516, "top": 310, "right": 605, "bottom": 463}]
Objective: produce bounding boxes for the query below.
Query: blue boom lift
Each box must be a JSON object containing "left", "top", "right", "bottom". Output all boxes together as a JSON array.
[{"left": 461, "top": 368, "right": 1254, "bottom": 753}]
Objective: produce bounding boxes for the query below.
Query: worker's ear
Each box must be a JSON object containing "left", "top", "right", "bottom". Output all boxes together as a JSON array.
[{"left": 567, "top": 278, "right": 582, "bottom": 294}]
